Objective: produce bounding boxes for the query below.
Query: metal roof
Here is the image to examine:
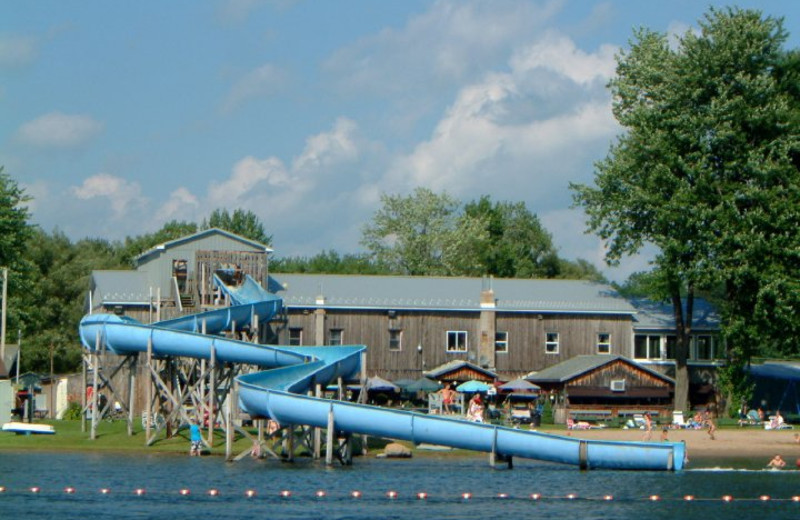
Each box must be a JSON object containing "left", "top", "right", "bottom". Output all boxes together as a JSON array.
[
  {"left": 271, "top": 274, "right": 636, "bottom": 314},
  {"left": 747, "top": 362, "right": 800, "bottom": 382},
  {"left": 135, "top": 228, "right": 272, "bottom": 265},
  {"left": 91, "top": 271, "right": 151, "bottom": 305},
  {"left": 424, "top": 360, "right": 498, "bottom": 380},
  {"left": 525, "top": 354, "right": 675, "bottom": 384},
  {"left": 630, "top": 297, "right": 719, "bottom": 331}
]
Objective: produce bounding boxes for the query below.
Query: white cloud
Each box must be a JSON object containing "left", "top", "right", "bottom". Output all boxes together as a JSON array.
[
  {"left": 71, "top": 173, "right": 146, "bottom": 218},
  {"left": 0, "top": 34, "right": 37, "bottom": 67},
  {"left": 221, "top": 63, "right": 288, "bottom": 113},
  {"left": 17, "top": 112, "right": 103, "bottom": 148},
  {"left": 510, "top": 32, "right": 617, "bottom": 86},
  {"left": 155, "top": 187, "right": 200, "bottom": 223},
  {"left": 293, "top": 117, "right": 359, "bottom": 173}
]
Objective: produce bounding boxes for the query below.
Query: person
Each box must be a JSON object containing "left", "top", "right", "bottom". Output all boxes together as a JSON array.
[
  {"left": 440, "top": 383, "right": 455, "bottom": 414},
  {"left": 660, "top": 426, "right": 669, "bottom": 442},
  {"left": 794, "top": 433, "right": 800, "bottom": 445},
  {"left": 767, "top": 454, "right": 786, "bottom": 469},
  {"left": 189, "top": 419, "right": 203, "bottom": 456},
  {"left": 642, "top": 412, "right": 653, "bottom": 441},
  {"left": 466, "top": 394, "right": 484, "bottom": 423},
  {"left": 704, "top": 409, "right": 716, "bottom": 440}
]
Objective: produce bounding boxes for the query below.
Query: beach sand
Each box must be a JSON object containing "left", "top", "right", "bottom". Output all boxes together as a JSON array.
[{"left": 559, "top": 426, "right": 800, "bottom": 468}]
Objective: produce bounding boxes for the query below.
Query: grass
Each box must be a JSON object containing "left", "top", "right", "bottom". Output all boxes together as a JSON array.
[{"left": 0, "top": 420, "right": 255, "bottom": 456}]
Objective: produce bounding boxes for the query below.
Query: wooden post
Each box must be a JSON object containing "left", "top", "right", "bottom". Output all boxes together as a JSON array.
[
  {"left": 90, "top": 331, "right": 100, "bottom": 440},
  {"left": 127, "top": 354, "right": 136, "bottom": 436},
  {"left": 325, "top": 404, "right": 335, "bottom": 466},
  {"left": 145, "top": 336, "right": 153, "bottom": 442},
  {"left": 226, "top": 381, "right": 236, "bottom": 461},
  {"left": 208, "top": 340, "right": 216, "bottom": 445},
  {"left": 283, "top": 425, "right": 294, "bottom": 462},
  {"left": 81, "top": 354, "right": 87, "bottom": 433},
  {"left": 313, "top": 384, "right": 322, "bottom": 459}
]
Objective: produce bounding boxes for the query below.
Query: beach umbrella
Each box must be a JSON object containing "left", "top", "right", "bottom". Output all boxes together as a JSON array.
[
  {"left": 498, "top": 378, "right": 540, "bottom": 392},
  {"left": 393, "top": 378, "right": 417, "bottom": 390},
  {"left": 456, "top": 380, "right": 491, "bottom": 393},
  {"left": 365, "top": 376, "right": 400, "bottom": 392},
  {"left": 405, "top": 377, "right": 442, "bottom": 393}
]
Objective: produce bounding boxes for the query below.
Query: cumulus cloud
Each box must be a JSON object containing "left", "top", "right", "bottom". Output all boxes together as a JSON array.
[
  {"left": 155, "top": 187, "right": 200, "bottom": 223},
  {"left": 221, "top": 63, "right": 288, "bottom": 113},
  {"left": 293, "top": 118, "right": 359, "bottom": 173},
  {"left": 71, "top": 173, "right": 146, "bottom": 218},
  {"left": 17, "top": 112, "right": 103, "bottom": 148},
  {"left": 0, "top": 34, "right": 37, "bottom": 67}
]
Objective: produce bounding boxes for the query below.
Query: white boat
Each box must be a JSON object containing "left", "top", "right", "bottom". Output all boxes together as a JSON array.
[{"left": 2, "top": 422, "right": 56, "bottom": 435}]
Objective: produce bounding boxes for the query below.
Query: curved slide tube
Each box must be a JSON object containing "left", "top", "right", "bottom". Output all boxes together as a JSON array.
[{"left": 80, "top": 281, "right": 685, "bottom": 471}]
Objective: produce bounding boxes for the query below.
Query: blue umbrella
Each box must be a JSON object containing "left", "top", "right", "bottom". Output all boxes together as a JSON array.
[
  {"left": 456, "top": 380, "right": 491, "bottom": 393},
  {"left": 405, "top": 377, "right": 442, "bottom": 393}
]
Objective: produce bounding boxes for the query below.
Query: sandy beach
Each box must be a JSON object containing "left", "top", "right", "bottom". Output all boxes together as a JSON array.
[{"left": 559, "top": 425, "right": 800, "bottom": 467}]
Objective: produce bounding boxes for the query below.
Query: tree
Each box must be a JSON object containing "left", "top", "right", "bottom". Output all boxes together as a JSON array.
[
  {"left": 463, "top": 196, "right": 561, "bottom": 278},
  {"left": 361, "top": 188, "right": 487, "bottom": 276},
  {"left": 203, "top": 208, "right": 272, "bottom": 246},
  {"left": 571, "top": 8, "right": 799, "bottom": 411},
  {"left": 118, "top": 220, "right": 198, "bottom": 267}
]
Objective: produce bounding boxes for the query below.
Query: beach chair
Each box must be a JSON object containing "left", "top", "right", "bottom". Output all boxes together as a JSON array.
[{"left": 672, "top": 411, "right": 690, "bottom": 429}]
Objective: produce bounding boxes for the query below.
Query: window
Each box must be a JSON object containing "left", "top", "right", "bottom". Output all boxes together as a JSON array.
[
  {"left": 634, "top": 335, "right": 661, "bottom": 359},
  {"left": 610, "top": 379, "right": 626, "bottom": 392},
  {"left": 446, "top": 331, "right": 467, "bottom": 352},
  {"left": 545, "top": 332, "right": 559, "bottom": 354},
  {"left": 495, "top": 331, "right": 509, "bottom": 354},
  {"left": 329, "top": 328, "right": 343, "bottom": 346},
  {"left": 665, "top": 335, "right": 677, "bottom": 360},
  {"left": 695, "top": 335, "right": 713, "bottom": 360},
  {"left": 389, "top": 329, "right": 402, "bottom": 351},
  {"left": 597, "top": 333, "right": 611, "bottom": 354},
  {"left": 288, "top": 328, "right": 303, "bottom": 346}
]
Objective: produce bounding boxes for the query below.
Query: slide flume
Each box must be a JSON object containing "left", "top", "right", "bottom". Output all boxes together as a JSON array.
[{"left": 79, "top": 277, "right": 685, "bottom": 471}]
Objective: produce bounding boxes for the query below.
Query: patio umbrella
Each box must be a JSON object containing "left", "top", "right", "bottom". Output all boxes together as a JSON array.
[
  {"left": 405, "top": 377, "right": 442, "bottom": 393},
  {"left": 393, "top": 378, "right": 417, "bottom": 390},
  {"left": 498, "top": 378, "right": 541, "bottom": 392},
  {"left": 456, "top": 380, "right": 491, "bottom": 393},
  {"left": 365, "top": 376, "right": 400, "bottom": 392}
]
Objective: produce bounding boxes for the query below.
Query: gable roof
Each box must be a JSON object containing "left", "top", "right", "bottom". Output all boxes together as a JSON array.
[
  {"left": 272, "top": 274, "right": 636, "bottom": 315},
  {"left": 135, "top": 228, "right": 272, "bottom": 265},
  {"left": 424, "top": 360, "right": 498, "bottom": 381},
  {"left": 631, "top": 298, "right": 720, "bottom": 331},
  {"left": 525, "top": 354, "right": 674, "bottom": 385}
]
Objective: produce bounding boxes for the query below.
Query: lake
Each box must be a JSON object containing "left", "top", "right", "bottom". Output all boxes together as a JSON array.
[{"left": 1, "top": 452, "right": 798, "bottom": 519}]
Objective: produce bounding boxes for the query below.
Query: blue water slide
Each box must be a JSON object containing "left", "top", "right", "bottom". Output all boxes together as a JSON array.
[{"left": 79, "top": 278, "right": 685, "bottom": 471}]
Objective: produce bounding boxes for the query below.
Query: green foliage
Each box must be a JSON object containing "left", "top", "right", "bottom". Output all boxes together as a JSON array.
[
  {"left": 202, "top": 208, "right": 272, "bottom": 245},
  {"left": 118, "top": 220, "right": 198, "bottom": 267},
  {"left": 62, "top": 401, "right": 83, "bottom": 421},
  {"left": 271, "top": 250, "right": 390, "bottom": 275},
  {"left": 572, "top": 7, "right": 800, "bottom": 408}
]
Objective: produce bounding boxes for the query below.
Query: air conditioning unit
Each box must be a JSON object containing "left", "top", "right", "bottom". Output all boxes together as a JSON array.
[{"left": 610, "top": 379, "right": 626, "bottom": 392}]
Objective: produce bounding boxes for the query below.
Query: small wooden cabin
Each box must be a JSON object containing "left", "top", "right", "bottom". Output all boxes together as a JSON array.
[{"left": 526, "top": 355, "right": 674, "bottom": 423}]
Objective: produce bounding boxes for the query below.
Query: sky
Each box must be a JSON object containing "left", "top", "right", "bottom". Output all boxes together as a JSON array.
[{"left": 3, "top": 0, "right": 800, "bottom": 282}]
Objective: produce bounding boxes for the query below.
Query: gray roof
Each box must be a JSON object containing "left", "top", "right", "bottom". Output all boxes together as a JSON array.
[
  {"left": 135, "top": 228, "right": 272, "bottom": 265},
  {"left": 424, "top": 360, "right": 498, "bottom": 380},
  {"left": 525, "top": 354, "right": 675, "bottom": 384},
  {"left": 91, "top": 271, "right": 150, "bottom": 305},
  {"left": 272, "top": 274, "right": 636, "bottom": 315},
  {"left": 631, "top": 298, "right": 720, "bottom": 331}
]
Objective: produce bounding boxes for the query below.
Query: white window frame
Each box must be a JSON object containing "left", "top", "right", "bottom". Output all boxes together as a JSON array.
[
  {"left": 545, "top": 332, "right": 559, "bottom": 354},
  {"left": 446, "top": 330, "right": 468, "bottom": 353},
  {"left": 329, "top": 328, "right": 343, "bottom": 346},
  {"left": 288, "top": 327, "right": 303, "bottom": 346},
  {"left": 694, "top": 335, "right": 713, "bottom": 360},
  {"left": 597, "top": 333, "right": 611, "bottom": 354},
  {"left": 495, "top": 331, "right": 509, "bottom": 354},
  {"left": 634, "top": 334, "right": 661, "bottom": 360},
  {"left": 388, "top": 329, "right": 402, "bottom": 351}
]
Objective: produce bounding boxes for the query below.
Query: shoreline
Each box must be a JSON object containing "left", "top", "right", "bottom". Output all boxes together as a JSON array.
[{"left": 2, "top": 421, "right": 799, "bottom": 469}]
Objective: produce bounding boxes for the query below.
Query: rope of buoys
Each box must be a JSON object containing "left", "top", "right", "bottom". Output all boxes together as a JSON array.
[{"left": 1, "top": 487, "right": 799, "bottom": 502}]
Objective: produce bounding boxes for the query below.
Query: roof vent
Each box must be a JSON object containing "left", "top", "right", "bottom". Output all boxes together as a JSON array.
[{"left": 610, "top": 379, "right": 625, "bottom": 392}]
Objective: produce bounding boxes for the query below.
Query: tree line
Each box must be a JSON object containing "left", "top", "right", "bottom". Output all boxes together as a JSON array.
[{"left": 0, "top": 172, "right": 601, "bottom": 375}]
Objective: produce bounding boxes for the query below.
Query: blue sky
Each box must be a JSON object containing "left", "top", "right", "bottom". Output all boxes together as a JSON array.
[{"left": 3, "top": 0, "right": 799, "bottom": 282}]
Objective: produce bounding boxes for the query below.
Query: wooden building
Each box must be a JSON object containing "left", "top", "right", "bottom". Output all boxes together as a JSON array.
[{"left": 526, "top": 355, "right": 675, "bottom": 422}]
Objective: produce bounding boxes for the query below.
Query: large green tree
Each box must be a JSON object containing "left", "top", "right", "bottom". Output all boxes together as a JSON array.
[
  {"left": 202, "top": 208, "right": 272, "bottom": 246},
  {"left": 361, "top": 188, "right": 487, "bottom": 276},
  {"left": 572, "top": 8, "right": 800, "bottom": 411}
]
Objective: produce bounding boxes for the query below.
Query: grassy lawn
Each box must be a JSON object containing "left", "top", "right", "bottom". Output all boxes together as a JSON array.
[{"left": 0, "top": 420, "right": 254, "bottom": 456}]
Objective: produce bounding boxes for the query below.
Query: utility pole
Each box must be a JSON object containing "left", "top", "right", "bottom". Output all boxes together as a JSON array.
[{"left": 1, "top": 267, "right": 7, "bottom": 362}]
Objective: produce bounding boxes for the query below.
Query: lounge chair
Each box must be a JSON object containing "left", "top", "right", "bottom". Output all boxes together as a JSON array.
[{"left": 567, "top": 418, "right": 606, "bottom": 430}]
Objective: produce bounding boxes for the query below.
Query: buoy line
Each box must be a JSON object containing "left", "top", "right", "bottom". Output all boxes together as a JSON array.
[{"left": 0, "top": 487, "right": 798, "bottom": 502}]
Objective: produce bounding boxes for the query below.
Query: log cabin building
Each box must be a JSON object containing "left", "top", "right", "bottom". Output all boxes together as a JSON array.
[{"left": 86, "top": 228, "right": 722, "bottom": 415}]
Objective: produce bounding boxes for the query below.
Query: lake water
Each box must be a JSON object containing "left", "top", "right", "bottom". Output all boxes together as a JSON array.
[{"left": 1, "top": 452, "right": 799, "bottom": 519}]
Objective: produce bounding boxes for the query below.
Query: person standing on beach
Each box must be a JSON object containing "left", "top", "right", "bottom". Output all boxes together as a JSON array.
[
  {"left": 704, "top": 409, "right": 716, "bottom": 440},
  {"left": 642, "top": 412, "right": 653, "bottom": 441},
  {"left": 440, "top": 384, "right": 455, "bottom": 414},
  {"left": 189, "top": 419, "right": 203, "bottom": 456}
]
